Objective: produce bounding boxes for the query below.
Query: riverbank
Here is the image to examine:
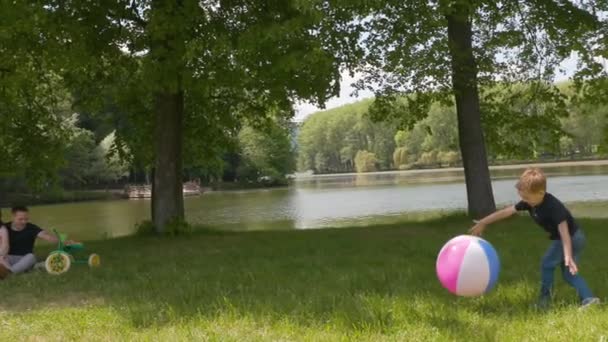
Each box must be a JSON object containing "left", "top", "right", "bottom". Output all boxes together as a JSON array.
[
  {"left": 1, "top": 182, "right": 288, "bottom": 207},
  {"left": 3, "top": 159, "right": 606, "bottom": 208},
  {"left": 2, "top": 215, "right": 607, "bottom": 341},
  {"left": 298, "top": 158, "right": 608, "bottom": 179},
  {"left": 208, "top": 180, "right": 289, "bottom": 191},
  {"left": 1, "top": 189, "right": 125, "bottom": 207}
]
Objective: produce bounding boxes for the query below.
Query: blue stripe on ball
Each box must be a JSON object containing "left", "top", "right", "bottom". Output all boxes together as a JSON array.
[{"left": 478, "top": 238, "right": 500, "bottom": 293}]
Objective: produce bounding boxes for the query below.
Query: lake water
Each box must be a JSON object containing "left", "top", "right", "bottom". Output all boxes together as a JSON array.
[{"left": 7, "top": 163, "right": 608, "bottom": 240}]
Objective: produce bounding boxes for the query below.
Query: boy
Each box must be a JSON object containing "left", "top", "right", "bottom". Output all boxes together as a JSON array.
[{"left": 469, "top": 167, "right": 600, "bottom": 309}]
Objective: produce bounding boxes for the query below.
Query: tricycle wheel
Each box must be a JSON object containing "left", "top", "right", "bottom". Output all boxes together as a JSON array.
[
  {"left": 45, "top": 251, "right": 71, "bottom": 275},
  {"left": 88, "top": 253, "right": 101, "bottom": 267}
]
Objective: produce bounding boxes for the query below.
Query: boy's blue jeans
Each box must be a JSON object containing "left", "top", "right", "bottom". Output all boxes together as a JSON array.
[{"left": 540, "top": 230, "right": 594, "bottom": 301}]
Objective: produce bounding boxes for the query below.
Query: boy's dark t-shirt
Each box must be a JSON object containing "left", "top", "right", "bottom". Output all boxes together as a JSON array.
[
  {"left": 515, "top": 193, "right": 578, "bottom": 240},
  {"left": 6, "top": 222, "right": 42, "bottom": 255}
]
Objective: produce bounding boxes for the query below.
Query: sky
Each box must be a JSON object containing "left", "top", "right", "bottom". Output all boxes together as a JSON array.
[
  {"left": 293, "top": 53, "right": 585, "bottom": 123},
  {"left": 293, "top": 71, "right": 375, "bottom": 122}
]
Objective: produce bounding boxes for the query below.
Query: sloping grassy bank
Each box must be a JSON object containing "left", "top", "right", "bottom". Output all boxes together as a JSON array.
[{"left": 1, "top": 215, "right": 607, "bottom": 341}]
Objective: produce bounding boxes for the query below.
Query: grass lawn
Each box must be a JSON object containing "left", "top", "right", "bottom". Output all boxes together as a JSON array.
[{"left": 1, "top": 215, "right": 607, "bottom": 341}]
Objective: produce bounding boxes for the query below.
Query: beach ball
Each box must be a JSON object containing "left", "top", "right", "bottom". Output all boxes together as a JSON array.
[{"left": 436, "top": 235, "right": 500, "bottom": 297}]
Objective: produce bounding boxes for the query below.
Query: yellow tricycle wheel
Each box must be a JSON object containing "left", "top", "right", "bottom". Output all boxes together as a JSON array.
[
  {"left": 88, "top": 253, "right": 101, "bottom": 267},
  {"left": 45, "top": 252, "right": 71, "bottom": 275}
]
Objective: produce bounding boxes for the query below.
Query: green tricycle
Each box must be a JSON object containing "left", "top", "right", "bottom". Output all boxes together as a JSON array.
[{"left": 44, "top": 229, "right": 101, "bottom": 275}]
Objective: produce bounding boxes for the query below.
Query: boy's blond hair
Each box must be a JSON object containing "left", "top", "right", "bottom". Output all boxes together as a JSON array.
[{"left": 516, "top": 167, "right": 546, "bottom": 193}]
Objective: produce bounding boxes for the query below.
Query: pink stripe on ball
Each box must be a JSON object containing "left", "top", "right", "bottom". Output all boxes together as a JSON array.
[{"left": 436, "top": 236, "right": 471, "bottom": 294}]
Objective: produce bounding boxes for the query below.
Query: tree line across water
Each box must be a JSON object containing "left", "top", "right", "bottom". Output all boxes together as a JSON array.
[{"left": 297, "top": 85, "right": 608, "bottom": 174}]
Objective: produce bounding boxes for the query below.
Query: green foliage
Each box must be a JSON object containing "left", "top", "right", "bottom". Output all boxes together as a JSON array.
[
  {"left": 60, "top": 117, "right": 129, "bottom": 189},
  {"left": 0, "top": 3, "right": 85, "bottom": 187},
  {"left": 438, "top": 151, "right": 460, "bottom": 167},
  {"left": 0, "top": 75, "right": 72, "bottom": 187},
  {"left": 298, "top": 85, "right": 606, "bottom": 174},
  {"left": 236, "top": 120, "right": 296, "bottom": 184},
  {"left": 2, "top": 1, "right": 361, "bottom": 228},
  {"left": 297, "top": 100, "right": 396, "bottom": 173},
  {"left": 560, "top": 102, "right": 608, "bottom": 156},
  {"left": 392, "top": 147, "right": 410, "bottom": 169},
  {"left": 394, "top": 130, "right": 409, "bottom": 147},
  {"left": 313, "top": 152, "right": 330, "bottom": 173},
  {"left": 164, "top": 217, "right": 194, "bottom": 237},
  {"left": 46, "top": 0, "right": 360, "bottom": 171},
  {"left": 3, "top": 0, "right": 607, "bottom": 211},
  {"left": 420, "top": 105, "right": 459, "bottom": 153},
  {"left": 96, "top": 132, "right": 130, "bottom": 183},
  {"left": 135, "top": 217, "right": 192, "bottom": 237},
  {"left": 416, "top": 151, "right": 439, "bottom": 168},
  {"left": 354, "top": 150, "right": 378, "bottom": 173},
  {"left": 61, "top": 125, "right": 99, "bottom": 188},
  {"left": 298, "top": 99, "right": 461, "bottom": 172},
  {"left": 134, "top": 220, "right": 156, "bottom": 237},
  {"left": 351, "top": 0, "right": 608, "bottom": 174}
]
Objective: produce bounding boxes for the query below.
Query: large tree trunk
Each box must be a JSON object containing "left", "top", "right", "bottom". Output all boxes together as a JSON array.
[
  {"left": 445, "top": 4, "right": 496, "bottom": 218},
  {"left": 149, "top": 0, "right": 186, "bottom": 233},
  {"left": 152, "top": 91, "right": 185, "bottom": 232}
]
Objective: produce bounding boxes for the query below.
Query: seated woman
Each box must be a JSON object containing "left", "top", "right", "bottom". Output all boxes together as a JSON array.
[{"left": 0, "top": 213, "right": 11, "bottom": 279}]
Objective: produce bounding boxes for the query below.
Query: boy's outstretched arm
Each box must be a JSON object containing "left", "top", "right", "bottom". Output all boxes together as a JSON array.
[
  {"left": 469, "top": 205, "right": 517, "bottom": 236},
  {"left": 558, "top": 221, "right": 578, "bottom": 275}
]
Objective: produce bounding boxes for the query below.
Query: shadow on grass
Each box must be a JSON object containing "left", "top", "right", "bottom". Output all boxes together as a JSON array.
[{"left": 1, "top": 215, "right": 606, "bottom": 336}]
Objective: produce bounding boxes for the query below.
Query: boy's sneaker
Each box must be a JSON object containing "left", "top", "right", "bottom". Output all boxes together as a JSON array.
[
  {"left": 580, "top": 297, "right": 600, "bottom": 310},
  {"left": 534, "top": 296, "right": 551, "bottom": 311}
]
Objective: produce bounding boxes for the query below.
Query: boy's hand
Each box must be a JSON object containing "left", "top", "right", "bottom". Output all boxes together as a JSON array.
[
  {"left": 565, "top": 256, "right": 578, "bottom": 275},
  {"left": 469, "top": 220, "right": 486, "bottom": 236}
]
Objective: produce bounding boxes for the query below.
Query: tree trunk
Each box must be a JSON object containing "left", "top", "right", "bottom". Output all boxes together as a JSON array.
[
  {"left": 445, "top": 4, "right": 496, "bottom": 218},
  {"left": 152, "top": 91, "right": 184, "bottom": 232}
]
